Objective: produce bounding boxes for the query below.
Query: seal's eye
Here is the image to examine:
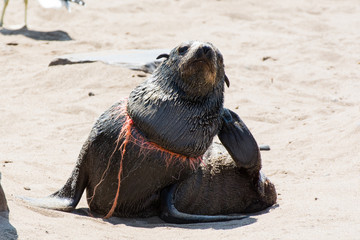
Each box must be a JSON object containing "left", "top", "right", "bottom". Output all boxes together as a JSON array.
[
  {"left": 178, "top": 46, "right": 189, "bottom": 55},
  {"left": 217, "top": 53, "right": 224, "bottom": 63}
]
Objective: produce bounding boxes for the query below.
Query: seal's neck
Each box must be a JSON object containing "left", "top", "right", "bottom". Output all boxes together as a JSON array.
[{"left": 127, "top": 74, "right": 224, "bottom": 157}]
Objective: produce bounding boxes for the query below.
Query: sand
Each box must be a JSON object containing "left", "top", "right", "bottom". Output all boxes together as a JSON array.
[{"left": 0, "top": 0, "right": 359, "bottom": 239}]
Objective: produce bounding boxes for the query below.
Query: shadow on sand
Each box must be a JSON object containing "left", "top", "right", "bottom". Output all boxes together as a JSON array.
[
  {"left": 0, "top": 26, "right": 72, "bottom": 41},
  {"left": 71, "top": 204, "right": 279, "bottom": 230}
]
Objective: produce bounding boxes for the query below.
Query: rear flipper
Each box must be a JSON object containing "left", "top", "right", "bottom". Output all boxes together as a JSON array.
[
  {"left": 160, "top": 184, "right": 248, "bottom": 224},
  {"left": 218, "top": 108, "right": 266, "bottom": 196},
  {"left": 19, "top": 196, "right": 75, "bottom": 212},
  {"left": 21, "top": 145, "right": 89, "bottom": 212},
  {"left": 218, "top": 108, "right": 261, "bottom": 170}
]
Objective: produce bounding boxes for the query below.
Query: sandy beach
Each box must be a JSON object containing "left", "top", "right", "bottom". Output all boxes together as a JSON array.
[{"left": 1, "top": 0, "right": 359, "bottom": 239}]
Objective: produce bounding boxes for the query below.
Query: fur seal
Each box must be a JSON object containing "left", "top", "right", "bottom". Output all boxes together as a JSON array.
[{"left": 26, "top": 41, "right": 276, "bottom": 223}]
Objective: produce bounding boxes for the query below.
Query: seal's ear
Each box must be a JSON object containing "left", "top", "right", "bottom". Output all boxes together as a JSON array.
[
  {"left": 225, "top": 74, "right": 230, "bottom": 88},
  {"left": 156, "top": 54, "right": 170, "bottom": 60}
]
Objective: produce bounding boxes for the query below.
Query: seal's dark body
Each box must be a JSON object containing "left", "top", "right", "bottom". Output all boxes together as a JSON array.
[
  {"left": 53, "top": 101, "right": 276, "bottom": 220},
  {"left": 54, "top": 101, "right": 200, "bottom": 217},
  {"left": 30, "top": 41, "right": 276, "bottom": 223}
]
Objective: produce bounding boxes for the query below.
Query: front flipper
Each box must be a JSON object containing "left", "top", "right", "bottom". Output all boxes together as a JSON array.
[
  {"left": 218, "top": 108, "right": 261, "bottom": 170},
  {"left": 160, "top": 184, "right": 248, "bottom": 224}
]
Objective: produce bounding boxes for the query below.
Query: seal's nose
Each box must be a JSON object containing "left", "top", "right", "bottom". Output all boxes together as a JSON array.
[
  {"left": 195, "top": 45, "right": 213, "bottom": 59},
  {"left": 202, "top": 45, "right": 211, "bottom": 56}
]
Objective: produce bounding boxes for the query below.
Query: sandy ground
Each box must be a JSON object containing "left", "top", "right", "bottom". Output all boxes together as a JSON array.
[{"left": 1, "top": 0, "right": 360, "bottom": 239}]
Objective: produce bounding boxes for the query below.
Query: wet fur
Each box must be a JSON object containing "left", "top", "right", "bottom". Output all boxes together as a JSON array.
[
  {"left": 174, "top": 143, "right": 276, "bottom": 215},
  {"left": 28, "top": 41, "right": 276, "bottom": 222},
  {"left": 127, "top": 41, "right": 226, "bottom": 157},
  {"left": 52, "top": 101, "right": 201, "bottom": 217}
]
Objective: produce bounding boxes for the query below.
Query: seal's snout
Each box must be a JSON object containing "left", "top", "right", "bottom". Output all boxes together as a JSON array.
[
  {"left": 195, "top": 45, "right": 213, "bottom": 60},
  {"left": 202, "top": 45, "right": 211, "bottom": 55}
]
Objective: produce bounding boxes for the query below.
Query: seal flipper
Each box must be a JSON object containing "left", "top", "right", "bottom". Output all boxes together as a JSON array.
[
  {"left": 160, "top": 184, "right": 248, "bottom": 224},
  {"left": 218, "top": 108, "right": 261, "bottom": 171},
  {"left": 48, "top": 158, "right": 88, "bottom": 211},
  {"left": 218, "top": 108, "right": 271, "bottom": 197},
  {"left": 21, "top": 161, "right": 87, "bottom": 212},
  {"left": 22, "top": 142, "right": 89, "bottom": 212}
]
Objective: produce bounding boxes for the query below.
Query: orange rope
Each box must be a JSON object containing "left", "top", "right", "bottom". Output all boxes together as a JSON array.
[
  {"left": 103, "top": 115, "right": 132, "bottom": 219},
  {"left": 87, "top": 103, "right": 127, "bottom": 209},
  {"left": 91, "top": 100, "right": 203, "bottom": 219}
]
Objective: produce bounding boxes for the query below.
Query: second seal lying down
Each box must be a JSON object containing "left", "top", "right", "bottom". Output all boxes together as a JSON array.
[{"left": 27, "top": 41, "right": 276, "bottom": 223}]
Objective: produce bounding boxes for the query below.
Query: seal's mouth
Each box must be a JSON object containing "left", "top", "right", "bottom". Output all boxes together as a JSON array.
[
  {"left": 189, "top": 58, "right": 214, "bottom": 72},
  {"left": 192, "top": 59, "right": 210, "bottom": 67},
  {"left": 187, "top": 43, "right": 216, "bottom": 71}
]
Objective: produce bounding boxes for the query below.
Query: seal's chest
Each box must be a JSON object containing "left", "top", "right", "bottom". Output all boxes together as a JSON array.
[
  {"left": 188, "top": 113, "right": 220, "bottom": 133},
  {"left": 127, "top": 87, "right": 223, "bottom": 157}
]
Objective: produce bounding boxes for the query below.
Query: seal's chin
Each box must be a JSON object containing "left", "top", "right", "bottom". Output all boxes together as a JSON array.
[
  {"left": 194, "top": 61, "right": 217, "bottom": 86},
  {"left": 181, "top": 59, "right": 217, "bottom": 87}
]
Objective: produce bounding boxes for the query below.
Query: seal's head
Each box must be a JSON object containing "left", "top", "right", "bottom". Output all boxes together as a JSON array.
[
  {"left": 156, "top": 41, "right": 229, "bottom": 98},
  {"left": 127, "top": 41, "right": 228, "bottom": 157}
]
